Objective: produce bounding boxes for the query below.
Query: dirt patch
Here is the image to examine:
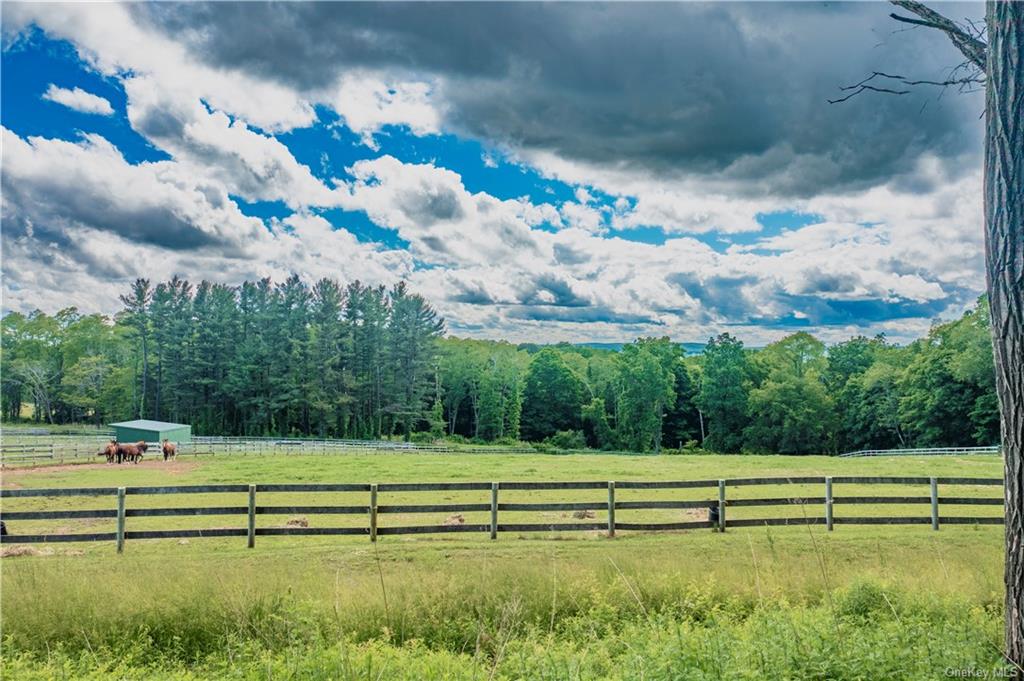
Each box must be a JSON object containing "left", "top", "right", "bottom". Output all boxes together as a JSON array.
[
  {"left": 2, "top": 459, "right": 201, "bottom": 477},
  {"left": 1, "top": 546, "right": 49, "bottom": 558},
  {"left": 1, "top": 546, "right": 86, "bottom": 558}
]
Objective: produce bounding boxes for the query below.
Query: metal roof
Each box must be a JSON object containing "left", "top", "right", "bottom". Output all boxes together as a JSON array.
[{"left": 109, "top": 420, "right": 190, "bottom": 430}]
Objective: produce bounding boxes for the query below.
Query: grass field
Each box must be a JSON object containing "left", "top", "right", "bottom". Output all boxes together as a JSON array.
[{"left": 0, "top": 452, "right": 1011, "bottom": 679}]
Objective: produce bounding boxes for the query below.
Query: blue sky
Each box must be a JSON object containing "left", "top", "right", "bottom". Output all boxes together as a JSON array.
[{"left": 0, "top": 3, "right": 987, "bottom": 344}]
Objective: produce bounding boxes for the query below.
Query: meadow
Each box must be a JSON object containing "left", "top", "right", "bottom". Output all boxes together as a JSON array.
[{"left": 0, "top": 452, "right": 1011, "bottom": 679}]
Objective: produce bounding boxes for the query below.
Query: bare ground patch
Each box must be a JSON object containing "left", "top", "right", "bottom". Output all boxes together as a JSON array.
[{"left": 2, "top": 459, "right": 201, "bottom": 478}]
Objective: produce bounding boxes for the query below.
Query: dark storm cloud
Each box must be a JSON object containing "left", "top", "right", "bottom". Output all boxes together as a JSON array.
[{"left": 133, "top": 2, "right": 985, "bottom": 198}]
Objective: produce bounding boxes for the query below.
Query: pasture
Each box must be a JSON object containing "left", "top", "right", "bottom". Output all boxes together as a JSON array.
[{"left": 0, "top": 452, "right": 1011, "bottom": 679}]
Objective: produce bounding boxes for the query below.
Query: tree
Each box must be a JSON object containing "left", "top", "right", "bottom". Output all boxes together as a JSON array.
[
  {"left": 520, "top": 348, "right": 584, "bottom": 441},
  {"left": 745, "top": 333, "right": 834, "bottom": 455},
  {"left": 118, "top": 278, "right": 152, "bottom": 418},
  {"left": 697, "top": 333, "right": 751, "bottom": 453},
  {"left": 834, "top": 2, "right": 1023, "bottom": 663},
  {"left": 826, "top": 335, "right": 891, "bottom": 453},
  {"left": 615, "top": 338, "right": 677, "bottom": 453},
  {"left": 386, "top": 282, "right": 445, "bottom": 440},
  {"left": 662, "top": 358, "right": 701, "bottom": 449}
]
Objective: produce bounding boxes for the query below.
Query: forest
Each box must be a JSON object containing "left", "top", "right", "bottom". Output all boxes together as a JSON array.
[{"left": 0, "top": 276, "right": 1000, "bottom": 455}]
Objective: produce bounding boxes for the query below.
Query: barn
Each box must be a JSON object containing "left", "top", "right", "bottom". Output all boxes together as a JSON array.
[{"left": 110, "top": 419, "right": 192, "bottom": 445}]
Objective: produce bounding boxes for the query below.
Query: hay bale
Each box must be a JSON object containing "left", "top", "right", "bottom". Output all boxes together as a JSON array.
[
  {"left": 286, "top": 517, "right": 309, "bottom": 528},
  {"left": 444, "top": 513, "right": 465, "bottom": 526}
]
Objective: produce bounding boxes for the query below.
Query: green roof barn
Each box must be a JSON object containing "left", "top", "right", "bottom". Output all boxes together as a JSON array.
[{"left": 110, "top": 420, "right": 191, "bottom": 444}]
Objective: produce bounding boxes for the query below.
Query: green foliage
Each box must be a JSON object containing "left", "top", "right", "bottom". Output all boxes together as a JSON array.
[
  {"left": 745, "top": 333, "right": 834, "bottom": 454},
  {"left": 520, "top": 348, "right": 584, "bottom": 441},
  {"left": 544, "top": 428, "right": 587, "bottom": 450},
  {"left": 0, "top": 287, "right": 1000, "bottom": 454},
  {"left": 615, "top": 338, "right": 678, "bottom": 452},
  {"left": 697, "top": 334, "right": 751, "bottom": 453},
  {"left": 582, "top": 397, "right": 616, "bottom": 449},
  {"left": 0, "top": 533, "right": 1007, "bottom": 681}
]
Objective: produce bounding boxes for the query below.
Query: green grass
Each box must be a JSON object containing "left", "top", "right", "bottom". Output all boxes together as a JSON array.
[{"left": 0, "top": 452, "right": 1011, "bottom": 679}]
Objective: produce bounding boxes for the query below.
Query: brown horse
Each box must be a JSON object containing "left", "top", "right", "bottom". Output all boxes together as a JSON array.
[
  {"left": 97, "top": 440, "right": 119, "bottom": 464},
  {"left": 162, "top": 439, "right": 177, "bottom": 462},
  {"left": 117, "top": 441, "right": 148, "bottom": 464}
]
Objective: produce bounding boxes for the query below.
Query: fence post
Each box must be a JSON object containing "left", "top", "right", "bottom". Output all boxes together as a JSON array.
[
  {"left": 369, "top": 483, "right": 378, "bottom": 542},
  {"left": 825, "top": 476, "right": 834, "bottom": 531},
  {"left": 116, "top": 487, "right": 126, "bottom": 554},
  {"left": 718, "top": 479, "right": 726, "bottom": 533},
  {"left": 247, "top": 484, "right": 256, "bottom": 548},
  {"left": 490, "top": 482, "right": 498, "bottom": 540},
  {"left": 930, "top": 477, "right": 939, "bottom": 530},
  {"left": 607, "top": 481, "right": 616, "bottom": 537}
]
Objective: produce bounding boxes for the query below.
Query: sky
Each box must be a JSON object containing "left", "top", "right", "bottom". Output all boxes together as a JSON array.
[{"left": 0, "top": 2, "right": 987, "bottom": 345}]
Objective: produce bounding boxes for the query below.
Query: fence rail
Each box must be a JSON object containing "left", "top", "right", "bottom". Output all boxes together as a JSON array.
[
  {"left": 1, "top": 435, "right": 1006, "bottom": 465},
  {"left": 840, "top": 446, "right": 1001, "bottom": 458},
  {"left": 0, "top": 476, "right": 1003, "bottom": 551},
  {"left": 0, "top": 435, "right": 545, "bottom": 465}
]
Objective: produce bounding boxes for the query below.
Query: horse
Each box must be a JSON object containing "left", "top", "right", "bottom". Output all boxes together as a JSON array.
[
  {"left": 162, "top": 439, "right": 177, "bottom": 462},
  {"left": 117, "top": 441, "right": 148, "bottom": 464},
  {"left": 97, "top": 440, "right": 118, "bottom": 464}
]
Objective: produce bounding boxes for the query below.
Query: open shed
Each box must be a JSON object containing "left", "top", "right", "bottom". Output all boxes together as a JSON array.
[{"left": 110, "top": 419, "right": 191, "bottom": 444}]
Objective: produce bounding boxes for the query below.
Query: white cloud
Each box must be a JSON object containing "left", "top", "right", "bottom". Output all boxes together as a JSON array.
[
  {"left": 1, "top": 5, "right": 988, "bottom": 347},
  {"left": 5, "top": 3, "right": 316, "bottom": 132},
  {"left": 1, "top": 128, "right": 411, "bottom": 314},
  {"left": 328, "top": 72, "right": 442, "bottom": 149},
  {"left": 337, "top": 155, "right": 549, "bottom": 267},
  {"left": 123, "top": 75, "right": 341, "bottom": 209},
  {"left": 42, "top": 84, "right": 114, "bottom": 115}
]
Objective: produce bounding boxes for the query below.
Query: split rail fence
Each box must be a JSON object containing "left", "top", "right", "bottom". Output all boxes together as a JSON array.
[{"left": 0, "top": 476, "right": 1003, "bottom": 553}]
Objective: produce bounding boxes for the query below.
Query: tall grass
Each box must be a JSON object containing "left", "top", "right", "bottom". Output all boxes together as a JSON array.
[{"left": 1, "top": 540, "right": 1011, "bottom": 680}]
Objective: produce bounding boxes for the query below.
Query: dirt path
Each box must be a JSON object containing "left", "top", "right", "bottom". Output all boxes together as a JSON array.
[{"left": 2, "top": 459, "right": 201, "bottom": 478}]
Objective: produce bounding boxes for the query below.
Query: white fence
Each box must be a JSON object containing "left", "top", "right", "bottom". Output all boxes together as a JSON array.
[
  {"left": 0, "top": 434, "right": 539, "bottom": 465},
  {"left": 840, "top": 446, "right": 1001, "bottom": 458}
]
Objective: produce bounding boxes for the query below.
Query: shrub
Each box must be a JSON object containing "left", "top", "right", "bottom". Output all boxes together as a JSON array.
[{"left": 544, "top": 429, "right": 587, "bottom": 450}]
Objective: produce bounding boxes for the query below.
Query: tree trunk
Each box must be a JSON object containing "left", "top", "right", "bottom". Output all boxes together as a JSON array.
[{"left": 985, "top": 1, "right": 1024, "bottom": 668}]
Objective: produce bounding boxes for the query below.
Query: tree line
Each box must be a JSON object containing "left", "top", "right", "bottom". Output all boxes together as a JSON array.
[{"left": 0, "top": 276, "right": 999, "bottom": 454}]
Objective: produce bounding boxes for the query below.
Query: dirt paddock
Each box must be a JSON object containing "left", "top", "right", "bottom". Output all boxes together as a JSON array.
[{"left": 2, "top": 459, "right": 200, "bottom": 477}]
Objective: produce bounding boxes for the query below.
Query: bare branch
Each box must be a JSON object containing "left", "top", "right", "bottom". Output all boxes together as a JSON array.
[
  {"left": 828, "top": 73, "right": 911, "bottom": 103},
  {"left": 889, "top": 0, "right": 987, "bottom": 72},
  {"left": 827, "top": 70, "right": 983, "bottom": 104}
]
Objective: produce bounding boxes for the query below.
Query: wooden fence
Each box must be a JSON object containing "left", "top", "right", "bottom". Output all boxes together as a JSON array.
[{"left": 0, "top": 476, "right": 1004, "bottom": 552}]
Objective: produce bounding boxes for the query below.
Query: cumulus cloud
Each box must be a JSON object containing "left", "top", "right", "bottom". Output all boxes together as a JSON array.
[
  {"left": 42, "top": 84, "right": 114, "bottom": 115},
  {"left": 329, "top": 72, "right": 442, "bottom": 148},
  {"left": 1, "top": 126, "right": 411, "bottom": 314},
  {"left": 130, "top": 2, "right": 984, "bottom": 196},
  {"left": 0, "top": 1, "right": 989, "bottom": 346}
]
